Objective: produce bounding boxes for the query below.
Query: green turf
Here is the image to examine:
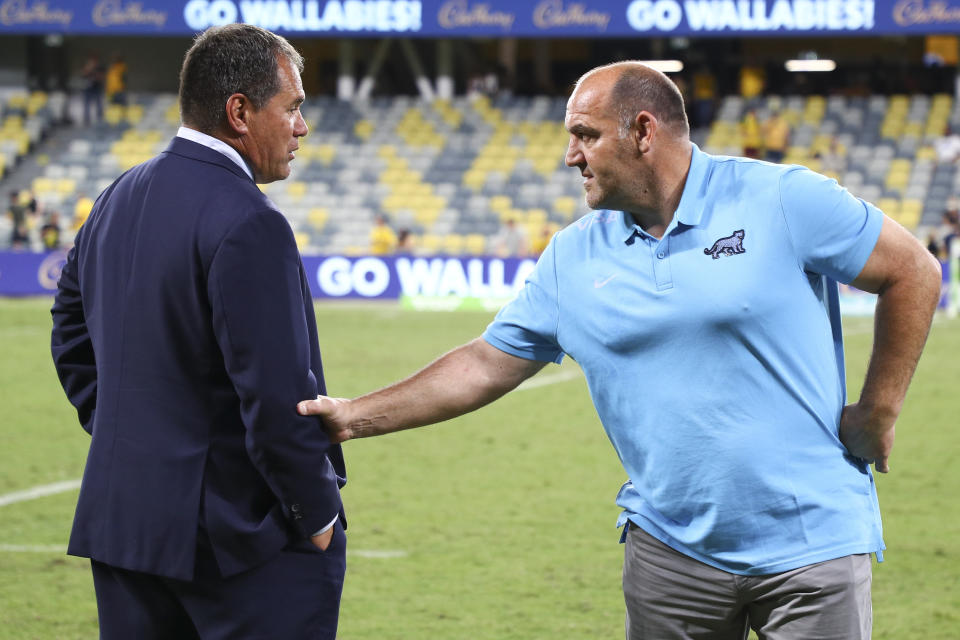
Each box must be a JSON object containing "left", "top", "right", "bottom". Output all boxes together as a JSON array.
[{"left": 0, "top": 298, "right": 957, "bottom": 639}]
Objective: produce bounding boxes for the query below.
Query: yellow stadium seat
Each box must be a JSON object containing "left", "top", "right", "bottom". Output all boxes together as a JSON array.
[
  {"left": 877, "top": 198, "right": 900, "bottom": 217},
  {"left": 294, "top": 232, "right": 310, "bottom": 251},
  {"left": 443, "top": 234, "right": 465, "bottom": 255},
  {"left": 884, "top": 171, "right": 909, "bottom": 192},
  {"left": 165, "top": 102, "right": 180, "bottom": 125},
  {"left": 465, "top": 233, "right": 488, "bottom": 256},
  {"left": 418, "top": 234, "right": 442, "bottom": 255},
  {"left": 56, "top": 178, "right": 77, "bottom": 195},
  {"left": 552, "top": 196, "right": 577, "bottom": 220},
  {"left": 354, "top": 120, "right": 373, "bottom": 140},
  {"left": 489, "top": 195, "right": 512, "bottom": 213},
  {"left": 527, "top": 208, "right": 548, "bottom": 224},
  {"left": 315, "top": 144, "right": 336, "bottom": 165},
  {"left": 125, "top": 104, "right": 144, "bottom": 124},
  {"left": 413, "top": 208, "right": 441, "bottom": 226},
  {"left": 899, "top": 199, "right": 923, "bottom": 229},
  {"left": 462, "top": 169, "right": 485, "bottom": 190},
  {"left": 308, "top": 208, "right": 328, "bottom": 230},
  {"left": 105, "top": 105, "right": 124, "bottom": 125},
  {"left": 31, "top": 176, "right": 55, "bottom": 194},
  {"left": 286, "top": 181, "right": 307, "bottom": 201}
]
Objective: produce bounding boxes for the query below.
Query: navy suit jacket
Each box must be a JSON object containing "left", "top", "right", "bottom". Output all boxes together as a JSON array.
[{"left": 51, "top": 137, "right": 345, "bottom": 580}]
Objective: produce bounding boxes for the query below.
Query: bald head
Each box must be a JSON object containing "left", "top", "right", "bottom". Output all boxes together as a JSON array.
[{"left": 575, "top": 62, "right": 689, "bottom": 140}]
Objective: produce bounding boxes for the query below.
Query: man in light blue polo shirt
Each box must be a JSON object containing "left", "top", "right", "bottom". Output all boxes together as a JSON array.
[{"left": 299, "top": 62, "right": 942, "bottom": 638}]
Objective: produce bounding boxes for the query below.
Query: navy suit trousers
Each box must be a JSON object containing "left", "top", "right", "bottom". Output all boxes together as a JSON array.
[{"left": 91, "top": 522, "right": 346, "bottom": 640}]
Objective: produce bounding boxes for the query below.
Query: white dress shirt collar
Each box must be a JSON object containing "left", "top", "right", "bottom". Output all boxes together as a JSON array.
[{"left": 176, "top": 126, "right": 253, "bottom": 181}]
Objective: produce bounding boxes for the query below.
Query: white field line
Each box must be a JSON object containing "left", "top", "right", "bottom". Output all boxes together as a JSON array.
[
  {"left": 0, "top": 543, "right": 407, "bottom": 558},
  {"left": 348, "top": 549, "right": 408, "bottom": 559},
  {"left": 0, "top": 544, "right": 67, "bottom": 553},
  {"left": 0, "top": 479, "right": 80, "bottom": 508},
  {"left": 0, "top": 325, "right": 50, "bottom": 338}
]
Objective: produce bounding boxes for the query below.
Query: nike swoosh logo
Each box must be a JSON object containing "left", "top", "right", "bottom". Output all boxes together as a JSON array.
[{"left": 593, "top": 274, "right": 617, "bottom": 288}]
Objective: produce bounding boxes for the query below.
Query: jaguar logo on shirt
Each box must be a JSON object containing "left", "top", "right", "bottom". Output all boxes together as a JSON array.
[{"left": 704, "top": 229, "right": 746, "bottom": 259}]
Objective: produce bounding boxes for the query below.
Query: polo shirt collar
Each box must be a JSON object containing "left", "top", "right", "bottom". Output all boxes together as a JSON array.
[{"left": 618, "top": 143, "right": 709, "bottom": 242}]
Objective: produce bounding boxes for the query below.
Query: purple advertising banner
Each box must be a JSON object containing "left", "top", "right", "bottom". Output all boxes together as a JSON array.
[
  {"left": 0, "top": 0, "right": 958, "bottom": 36},
  {"left": 1, "top": 251, "right": 950, "bottom": 313},
  {"left": 0, "top": 251, "right": 539, "bottom": 301},
  {"left": 0, "top": 249, "right": 70, "bottom": 296}
]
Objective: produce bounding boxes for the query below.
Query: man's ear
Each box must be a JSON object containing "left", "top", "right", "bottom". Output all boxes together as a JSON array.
[
  {"left": 224, "top": 93, "right": 251, "bottom": 135},
  {"left": 633, "top": 111, "right": 657, "bottom": 155}
]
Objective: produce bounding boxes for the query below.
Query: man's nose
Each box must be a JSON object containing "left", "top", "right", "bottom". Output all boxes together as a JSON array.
[{"left": 564, "top": 139, "right": 581, "bottom": 167}]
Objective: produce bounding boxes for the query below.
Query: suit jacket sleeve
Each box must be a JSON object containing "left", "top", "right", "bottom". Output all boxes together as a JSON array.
[
  {"left": 51, "top": 242, "right": 97, "bottom": 434},
  {"left": 207, "top": 208, "right": 341, "bottom": 538}
]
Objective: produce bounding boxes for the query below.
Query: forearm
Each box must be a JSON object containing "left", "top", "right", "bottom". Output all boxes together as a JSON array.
[
  {"left": 342, "top": 338, "right": 543, "bottom": 438},
  {"left": 856, "top": 250, "right": 941, "bottom": 418}
]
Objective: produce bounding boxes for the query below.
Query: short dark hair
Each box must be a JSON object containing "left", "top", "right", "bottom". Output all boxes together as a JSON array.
[
  {"left": 599, "top": 62, "right": 689, "bottom": 139},
  {"left": 178, "top": 23, "right": 303, "bottom": 134}
]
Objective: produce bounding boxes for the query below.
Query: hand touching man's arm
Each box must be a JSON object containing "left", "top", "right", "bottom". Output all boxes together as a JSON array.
[{"left": 298, "top": 338, "right": 547, "bottom": 442}]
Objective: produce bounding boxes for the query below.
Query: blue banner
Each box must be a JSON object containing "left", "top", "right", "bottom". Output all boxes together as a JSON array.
[
  {"left": 0, "top": 250, "right": 538, "bottom": 301},
  {"left": 1, "top": 0, "right": 958, "bottom": 36},
  {"left": 308, "top": 254, "right": 536, "bottom": 300},
  {"left": 0, "top": 249, "right": 69, "bottom": 296},
  {"left": 1, "top": 251, "right": 951, "bottom": 313}
]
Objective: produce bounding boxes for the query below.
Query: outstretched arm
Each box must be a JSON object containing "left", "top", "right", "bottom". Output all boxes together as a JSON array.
[
  {"left": 298, "top": 338, "right": 547, "bottom": 442},
  {"left": 840, "top": 215, "right": 942, "bottom": 472}
]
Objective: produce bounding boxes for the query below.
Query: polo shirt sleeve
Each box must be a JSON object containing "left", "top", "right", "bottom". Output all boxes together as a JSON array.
[
  {"left": 482, "top": 237, "right": 564, "bottom": 364},
  {"left": 778, "top": 166, "right": 884, "bottom": 284}
]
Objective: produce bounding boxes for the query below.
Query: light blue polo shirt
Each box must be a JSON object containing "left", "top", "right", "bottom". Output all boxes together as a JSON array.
[{"left": 483, "top": 145, "right": 885, "bottom": 575}]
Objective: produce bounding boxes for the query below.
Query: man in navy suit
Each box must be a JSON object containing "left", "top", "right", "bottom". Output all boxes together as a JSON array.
[{"left": 51, "top": 24, "right": 346, "bottom": 639}]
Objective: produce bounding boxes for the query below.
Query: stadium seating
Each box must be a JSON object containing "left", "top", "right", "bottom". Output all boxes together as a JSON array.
[
  {"left": 2, "top": 89, "right": 957, "bottom": 254},
  {"left": 703, "top": 92, "right": 960, "bottom": 232}
]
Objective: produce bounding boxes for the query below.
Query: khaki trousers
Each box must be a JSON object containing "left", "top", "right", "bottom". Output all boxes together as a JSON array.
[{"left": 623, "top": 524, "right": 873, "bottom": 640}]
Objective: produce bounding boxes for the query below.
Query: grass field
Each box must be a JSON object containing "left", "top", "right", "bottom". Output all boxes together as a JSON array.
[{"left": 1, "top": 297, "right": 957, "bottom": 639}]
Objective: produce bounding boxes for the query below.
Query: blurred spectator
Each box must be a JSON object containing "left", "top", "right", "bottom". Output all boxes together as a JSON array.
[
  {"left": 20, "top": 189, "right": 39, "bottom": 216},
  {"left": 934, "top": 127, "right": 960, "bottom": 164},
  {"left": 6, "top": 190, "right": 29, "bottom": 249},
  {"left": 762, "top": 110, "right": 791, "bottom": 163},
  {"left": 73, "top": 193, "right": 94, "bottom": 230},
  {"left": 396, "top": 228, "right": 414, "bottom": 254},
  {"left": 691, "top": 66, "right": 717, "bottom": 128},
  {"left": 529, "top": 225, "right": 555, "bottom": 257},
  {"left": 369, "top": 214, "right": 397, "bottom": 255},
  {"left": 926, "top": 234, "right": 943, "bottom": 260},
  {"left": 815, "top": 137, "right": 845, "bottom": 175},
  {"left": 739, "top": 62, "right": 765, "bottom": 108},
  {"left": 740, "top": 108, "right": 762, "bottom": 159},
  {"left": 490, "top": 218, "right": 529, "bottom": 257},
  {"left": 81, "top": 52, "right": 105, "bottom": 125},
  {"left": 939, "top": 202, "right": 959, "bottom": 255},
  {"left": 105, "top": 54, "right": 128, "bottom": 108},
  {"left": 41, "top": 212, "right": 62, "bottom": 250},
  {"left": 468, "top": 63, "right": 500, "bottom": 100}
]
